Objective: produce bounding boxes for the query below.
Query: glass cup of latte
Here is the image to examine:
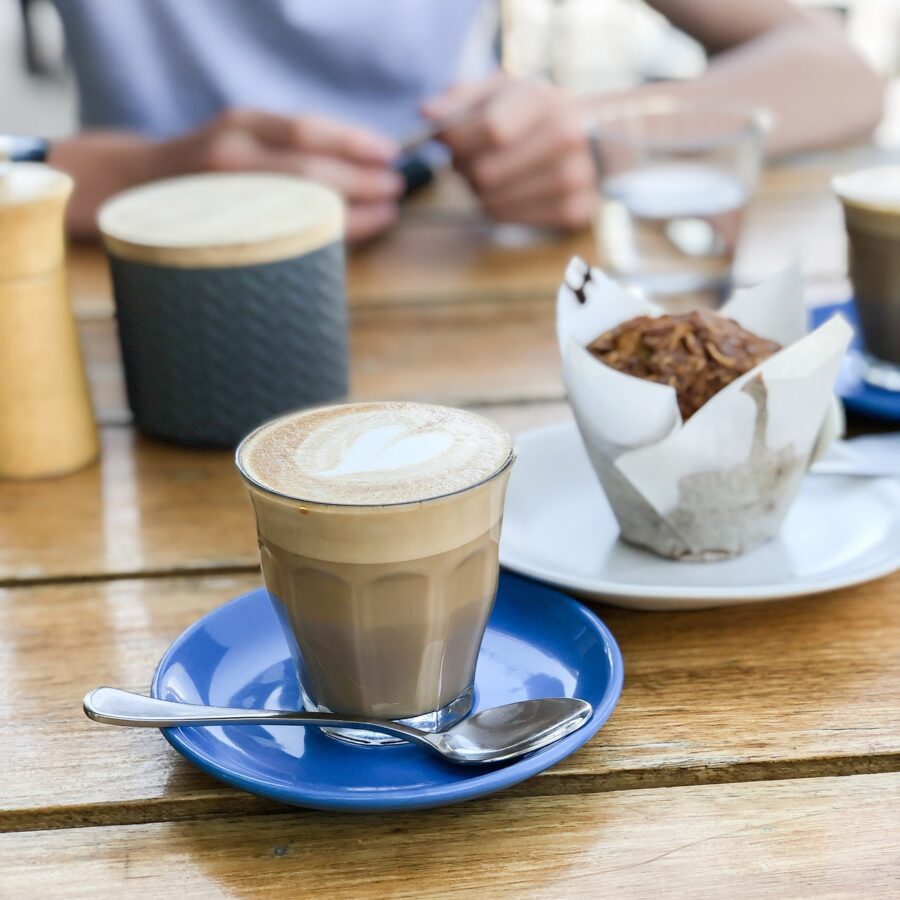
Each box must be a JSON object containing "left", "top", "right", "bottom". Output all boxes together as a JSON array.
[
  {"left": 833, "top": 166, "right": 900, "bottom": 390},
  {"left": 236, "top": 401, "right": 515, "bottom": 745}
]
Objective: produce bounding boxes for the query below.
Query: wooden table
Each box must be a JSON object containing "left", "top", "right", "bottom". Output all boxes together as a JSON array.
[{"left": 3, "top": 154, "right": 899, "bottom": 898}]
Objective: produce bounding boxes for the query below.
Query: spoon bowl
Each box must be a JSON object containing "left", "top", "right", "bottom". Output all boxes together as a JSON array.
[
  {"left": 83, "top": 688, "right": 593, "bottom": 765},
  {"left": 424, "top": 696, "right": 594, "bottom": 763}
]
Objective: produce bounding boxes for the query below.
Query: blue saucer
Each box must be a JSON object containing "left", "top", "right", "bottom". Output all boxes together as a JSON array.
[
  {"left": 810, "top": 301, "right": 900, "bottom": 422},
  {"left": 151, "top": 573, "right": 624, "bottom": 812}
]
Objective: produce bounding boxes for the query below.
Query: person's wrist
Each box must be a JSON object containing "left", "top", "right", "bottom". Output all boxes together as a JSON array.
[
  {"left": 47, "top": 133, "right": 170, "bottom": 237},
  {"left": 49, "top": 133, "right": 170, "bottom": 191}
]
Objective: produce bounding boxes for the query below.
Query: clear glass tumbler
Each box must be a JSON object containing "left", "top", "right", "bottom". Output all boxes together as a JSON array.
[{"left": 590, "top": 97, "right": 768, "bottom": 310}]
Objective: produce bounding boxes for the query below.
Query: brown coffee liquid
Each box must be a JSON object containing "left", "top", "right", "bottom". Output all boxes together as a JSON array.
[
  {"left": 258, "top": 526, "right": 501, "bottom": 719},
  {"left": 846, "top": 226, "right": 900, "bottom": 365}
]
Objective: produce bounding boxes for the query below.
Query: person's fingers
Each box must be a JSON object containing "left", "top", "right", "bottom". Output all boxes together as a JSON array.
[
  {"left": 421, "top": 72, "right": 507, "bottom": 121},
  {"left": 213, "top": 108, "right": 297, "bottom": 147},
  {"left": 346, "top": 201, "right": 399, "bottom": 244},
  {"left": 295, "top": 155, "right": 404, "bottom": 202},
  {"left": 215, "top": 108, "right": 399, "bottom": 164},
  {"left": 483, "top": 188, "right": 596, "bottom": 231},
  {"left": 203, "top": 127, "right": 272, "bottom": 171},
  {"left": 206, "top": 136, "right": 403, "bottom": 202},
  {"left": 476, "top": 146, "right": 595, "bottom": 209},
  {"left": 458, "top": 117, "right": 590, "bottom": 197},
  {"left": 289, "top": 115, "right": 400, "bottom": 164},
  {"left": 440, "top": 79, "right": 558, "bottom": 159}
]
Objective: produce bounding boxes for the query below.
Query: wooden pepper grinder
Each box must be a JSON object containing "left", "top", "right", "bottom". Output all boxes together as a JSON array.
[{"left": 0, "top": 160, "right": 99, "bottom": 478}]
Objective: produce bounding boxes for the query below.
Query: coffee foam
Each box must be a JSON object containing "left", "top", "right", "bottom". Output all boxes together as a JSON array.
[
  {"left": 834, "top": 166, "right": 900, "bottom": 212},
  {"left": 238, "top": 402, "right": 513, "bottom": 505}
]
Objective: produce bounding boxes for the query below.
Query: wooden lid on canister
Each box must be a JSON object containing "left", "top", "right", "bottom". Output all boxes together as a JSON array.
[
  {"left": 97, "top": 173, "right": 345, "bottom": 268},
  {"left": 0, "top": 163, "right": 73, "bottom": 279}
]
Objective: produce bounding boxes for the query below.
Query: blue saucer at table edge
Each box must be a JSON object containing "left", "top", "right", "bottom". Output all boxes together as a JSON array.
[
  {"left": 151, "top": 573, "right": 624, "bottom": 813},
  {"left": 810, "top": 300, "right": 900, "bottom": 422}
]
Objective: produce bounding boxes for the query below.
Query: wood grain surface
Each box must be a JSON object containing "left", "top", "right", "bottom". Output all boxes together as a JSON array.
[
  {"left": 78, "top": 293, "right": 566, "bottom": 427},
  {"left": 2, "top": 569, "right": 898, "bottom": 831},
  {"left": 2, "top": 774, "right": 898, "bottom": 898},
  {"left": 0, "top": 403, "right": 571, "bottom": 585},
  {"left": 3, "top": 154, "right": 899, "bottom": 897}
]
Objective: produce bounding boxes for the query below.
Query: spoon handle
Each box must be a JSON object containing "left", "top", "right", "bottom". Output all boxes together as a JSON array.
[{"left": 83, "top": 687, "right": 425, "bottom": 743}]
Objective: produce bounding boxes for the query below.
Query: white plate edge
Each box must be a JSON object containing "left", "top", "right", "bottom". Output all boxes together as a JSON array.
[{"left": 501, "top": 422, "right": 900, "bottom": 605}]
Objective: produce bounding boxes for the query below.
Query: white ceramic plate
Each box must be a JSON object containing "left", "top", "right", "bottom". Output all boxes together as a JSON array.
[{"left": 500, "top": 423, "right": 900, "bottom": 610}]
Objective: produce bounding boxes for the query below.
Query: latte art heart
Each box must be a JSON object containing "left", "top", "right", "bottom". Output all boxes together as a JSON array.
[
  {"left": 316, "top": 425, "right": 455, "bottom": 478},
  {"left": 239, "top": 402, "right": 513, "bottom": 505}
]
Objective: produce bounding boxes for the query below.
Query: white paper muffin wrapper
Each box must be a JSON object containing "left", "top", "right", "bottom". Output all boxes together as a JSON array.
[{"left": 557, "top": 258, "right": 853, "bottom": 560}]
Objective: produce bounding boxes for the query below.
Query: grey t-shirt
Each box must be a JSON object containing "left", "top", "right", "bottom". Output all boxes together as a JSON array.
[{"left": 53, "top": 0, "right": 496, "bottom": 139}]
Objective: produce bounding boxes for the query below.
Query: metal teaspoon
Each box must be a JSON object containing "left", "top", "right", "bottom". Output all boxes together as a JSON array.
[{"left": 83, "top": 688, "right": 593, "bottom": 765}]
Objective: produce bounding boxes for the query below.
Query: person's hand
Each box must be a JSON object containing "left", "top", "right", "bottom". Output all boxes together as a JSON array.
[
  {"left": 172, "top": 110, "right": 403, "bottom": 243},
  {"left": 423, "top": 76, "right": 596, "bottom": 230},
  {"left": 51, "top": 110, "right": 403, "bottom": 244}
]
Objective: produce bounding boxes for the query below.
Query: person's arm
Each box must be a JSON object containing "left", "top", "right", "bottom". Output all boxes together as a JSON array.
[
  {"left": 427, "top": 0, "right": 884, "bottom": 229},
  {"left": 48, "top": 110, "right": 403, "bottom": 243},
  {"left": 636, "top": 0, "right": 885, "bottom": 157}
]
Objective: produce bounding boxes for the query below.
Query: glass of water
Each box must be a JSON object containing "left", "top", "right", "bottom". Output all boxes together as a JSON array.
[{"left": 590, "top": 97, "right": 769, "bottom": 310}]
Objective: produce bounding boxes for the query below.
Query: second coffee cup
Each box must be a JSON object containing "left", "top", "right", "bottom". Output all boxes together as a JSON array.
[
  {"left": 99, "top": 173, "right": 347, "bottom": 446},
  {"left": 833, "top": 165, "right": 900, "bottom": 382}
]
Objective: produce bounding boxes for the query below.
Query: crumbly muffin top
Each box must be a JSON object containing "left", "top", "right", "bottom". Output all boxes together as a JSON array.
[{"left": 588, "top": 311, "right": 782, "bottom": 420}]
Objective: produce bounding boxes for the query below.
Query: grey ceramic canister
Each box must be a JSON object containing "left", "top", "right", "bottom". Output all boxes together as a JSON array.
[{"left": 98, "top": 173, "right": 348, "bottom": 446}]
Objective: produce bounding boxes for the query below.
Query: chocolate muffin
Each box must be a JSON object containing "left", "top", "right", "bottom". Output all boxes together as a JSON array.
[{"left": 587, "top": 310, "right": 782, "bottom": 420}]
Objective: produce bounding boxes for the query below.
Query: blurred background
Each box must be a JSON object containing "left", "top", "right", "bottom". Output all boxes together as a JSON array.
[{"left": 2, "top": 0, "right": 899, "bottom": 146}]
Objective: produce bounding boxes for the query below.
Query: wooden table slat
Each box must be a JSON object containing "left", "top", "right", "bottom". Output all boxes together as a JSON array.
[
  {"left": 79, "top": 297, "right": 567, "bottom": 427},
  {"left": 2, "top": 571, "right": 899, "bottom": 831},
  {"left": 0, "top": 404, "right": 571, "bottom": 586},
  {"left": 3, "top": 774, "right": 899, "bottom": 898}
]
